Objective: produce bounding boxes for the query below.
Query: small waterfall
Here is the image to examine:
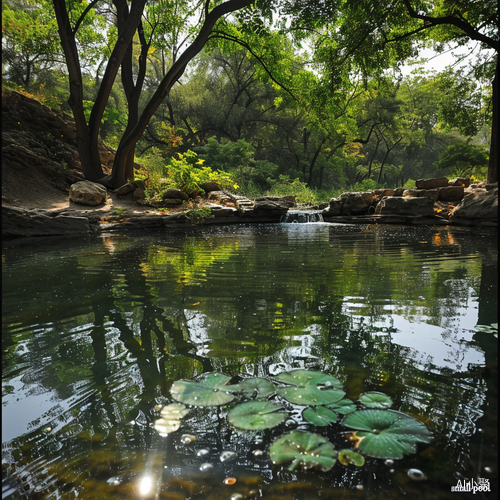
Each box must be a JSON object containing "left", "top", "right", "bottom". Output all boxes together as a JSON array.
[{"left": 280, "top": 210, "right": 324, "bottom": 223}]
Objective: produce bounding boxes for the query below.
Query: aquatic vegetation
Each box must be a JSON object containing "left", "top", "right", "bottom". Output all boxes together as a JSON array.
[
  {"left": 228, "top": 401, "right": 288, "bottom": 430},
  {"left": 342, "top": 409, "right": 433, "bottom": 459},
  {"left": 170, "top": 372, "right": 236, "bottom": 406},
  {"left": 164, "top": 369, "right": 433, "bottom": 469},
  {"left": 274, "top": 369, "right": 345, "bottom": 405},
  {"left": 474, "top": 323, "right": 498, "bottom": 337},
  {"left": 358, "top": 391, "right": 394, "bottom": 409}
]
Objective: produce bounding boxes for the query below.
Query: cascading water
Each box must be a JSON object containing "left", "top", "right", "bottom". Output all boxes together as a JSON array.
[{"left": 280, "top": 210, "right": 324, "bottom": 223}]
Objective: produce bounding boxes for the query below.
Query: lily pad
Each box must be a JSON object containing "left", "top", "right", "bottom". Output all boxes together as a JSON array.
[
  {"left": 228, "top": 401, "right": 288, "bottom": 430},
  {"left": 474, "top": 323, "right": 498, "bottom": 336},
  {"left": 327, "top": 398, "right": 357, "bottom": 414},
  {"left": 170, "top": 372, "right": 235, "bottom": 406},
  {"left": 338, "top": 449, "right": 365, "bottom": 467},
  {"left": 342, "top": 409, "right": 432, "bottom": 459},
  {"left": 358, "top": 391, "right": 393, "bottom": 409},
  {"left": 275, "top": 370, "right": 345, "bottom": 406},
  {"left": 269, "top": 430, "right": 337, "bottom": 472},
  {"left": 227, "top": 377, "right": 275, "bottom": 399},
  {"left": 303, "top": 406, "right": 338, "bottom": 426},
  {"left": 154, "top": 403, "right": 190, "bottom": 436}
]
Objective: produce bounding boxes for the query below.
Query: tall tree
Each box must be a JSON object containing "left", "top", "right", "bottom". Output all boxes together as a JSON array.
[{"left": 51, "top": 0, "right": 255, "bottom": 188}]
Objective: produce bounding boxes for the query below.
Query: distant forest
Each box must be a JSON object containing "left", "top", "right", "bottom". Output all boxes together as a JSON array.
[{"left": 2, "top": 1, "right": 497, "bottom": 201}]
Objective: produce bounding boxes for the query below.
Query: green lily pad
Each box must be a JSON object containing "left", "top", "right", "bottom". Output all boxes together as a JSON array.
[
  {"left": 228, "top": 401, "right": 288, "bottom": 430},
  {"left": 154, "top": 403, "right": 190, "bottom": 436},
  {"left": 170, "top": 372, "right": 235, "bottom": 406},
  {"left": 227, "top": 377, "right": 276, "bottom": 399},
  {"left": 275, "top": 370, "right": 345, "bottom": 406},
  {"left": 327, "top": 398, "right": 357, "bottom": 414},
  {"left": 338, "top": 449, "right": 365, "bottom": 467},
  {"left": 269, "top": 430, "right": 337, "bottom": 472},
  {"left": 342, "top": 409, "right": 432, "bottom": 459},
  {"left": 303, "top": 406, "right": 338, "bottom": 426},
  {"left": 474, "top": 323, "right": 498, "bottom": 336},
  {"left": 358, "top": 391, "right": 393, "bottom": 409}
]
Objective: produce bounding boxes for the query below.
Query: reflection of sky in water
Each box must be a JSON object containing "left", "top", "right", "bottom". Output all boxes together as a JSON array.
[{"left": 342, "top": 293, "right": 484, "bottom": 372}]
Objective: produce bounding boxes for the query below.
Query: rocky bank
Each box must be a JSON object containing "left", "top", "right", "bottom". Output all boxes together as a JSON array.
[{"left": 2, "top": 89, "right": 498, "bottom": 238}]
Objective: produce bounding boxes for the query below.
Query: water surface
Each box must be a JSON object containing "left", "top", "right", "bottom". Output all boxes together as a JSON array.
[{"left": 2, "top": 223, "right": 498, "bottom": 499}]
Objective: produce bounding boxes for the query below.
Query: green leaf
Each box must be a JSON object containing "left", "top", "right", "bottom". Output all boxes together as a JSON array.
[
  {"left": 170, "top": 372, "right": 235, "bottom": 406},
  {"left": 327, "top": 398, "right": 357, "bottom": 414},
  {"left": 358, "top": 391, "right": 393, "bottom": 409},
  {"left": 338, "top": 449, "right": 365, "bottom": 467},
  {"left": 269, "top": 430, "right": 337, "bottom": 472},
  {"left": 154, "top": 403, "right": 190, "bottom": 436},
  {"left": 342, "top": 410, "right": 432, "bottom": 459},
  {"left": 228, "top": 401, "right": 288, "bottom": 430},
  {"left": 275, "top": 370, "right": 345, "bottom": 406},
  {"left": 303, "top": 406, "right": 338, "bottom": 426},
  {"left": 227, "top": 377, "right": 276, "bottom": 399}
]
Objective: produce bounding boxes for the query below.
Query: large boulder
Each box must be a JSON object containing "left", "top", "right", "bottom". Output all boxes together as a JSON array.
[
  {"left": 327, "top": 197, "right": 343, "bottom": 216},
  {"left": 438, "top": 185, "right": 465, "bottom": 202},
  {"left": 375, "top": 196, "right": 435, "bottom": 217},
  {"left": 69, "top": 181, "right": 107, "bottom": 206},
  {"left": 339, "top": 191, "right": 374, "bottom": 215},
  {"left": 450, "top": 187, "right": 498, "bottom": 223},
  {"left": 162, "top": 188, "right": 189, "bottom": 201}
]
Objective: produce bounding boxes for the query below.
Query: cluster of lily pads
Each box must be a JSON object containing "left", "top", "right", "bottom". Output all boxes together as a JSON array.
[{"left": 154, "top": 370, "right": 432, "bottom": 472}]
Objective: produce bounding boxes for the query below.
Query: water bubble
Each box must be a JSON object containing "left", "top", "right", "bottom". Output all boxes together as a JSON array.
[
  {"left": 252, "top": 449, "right": 264, "bottom": 457},
  {"left": 384, "top": 459, "right": 394, "bottom": 466},
  {"left": 230, "top": 494, "right": 244, "bottom": 500},
  {"left": 181, "top": 434, "right": 195, "bottom": 445},
  {"left": 254, "top": 437, "right": 264, "bottom": 445},
  {"left": 325, "top": 381, "right": 332, "bottom": 387},
  {"left": 484, "top": 467, "right": 493, "bottom": 473},
  {"left": 196, "top": 449, "right": 209, "bottom": 457},
  {"left": 106, "top": 477, "right": 121, "bottom": 486},
  {"left": 407, "top": 468, "right": 427, "bottom": 481},
  {"left": 220, "top": 451, "right": 237, "bottom": 462},
  {"left": 199, "top": 463, "right": 214, "bottom": 471}
]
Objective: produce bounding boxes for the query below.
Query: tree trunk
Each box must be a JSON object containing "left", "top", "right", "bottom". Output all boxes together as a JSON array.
[
  {"left": 488, "top": 56, "right": 498, "bottom": 184},
  {"left": 110, "top": 0, "right": 255, "bottom": 189}
]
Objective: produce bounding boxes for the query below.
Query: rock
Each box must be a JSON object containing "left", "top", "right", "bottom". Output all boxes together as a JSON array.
[
  {"left": 403, "top": 188, "right": 440, "bottom": 201},
  {"left": 415, "top": 177, "right": 449, "bottom": 189},
  {"left": 114, "top": 182, "right": 136, "bottom": 195},
  {"left": 2, "top": 206, "right": 90, "bottom": 237},
  {"left": 255, "top": 196, "right": 296, "bottom": 208},
  {"left": 163, "top": 188, "right": 188, "bottom": 201},
  {"left": 375, "top": 196, "right": 435, "bottom": 217},
  {"left": 200, "top": 181, "right": 221, "bottom": 193},
  {"left": 448, "top": 177, "right": 470, "bottom": 188},
  {"left": 339, "top": 191, "right": 374, "bottom": 215},
  {"left": 134, "top": 179, "right": 146, "bottom": 190},
  {"left": 69, "top": 181, "right": 107, "bottom": 206},
  {"left": 250, "top": 199, "right": 289, "bottom": 217},
  {"left": 327, "top": 197, "right": 343, "bottom": 215},
  {"left": 450, "top": 187, "right": 498, "bottom": 222},
  {"left": 438, "top": 185, "right": 464, "bottom": 201},
  {"left": 133, "top": 188, "right": 146, "bottom": 200},
  {"left": 394, "top": 188, "right": 405, "bottom": 196}
]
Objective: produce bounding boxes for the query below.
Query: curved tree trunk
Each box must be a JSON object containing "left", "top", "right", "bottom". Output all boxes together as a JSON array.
[{"left": 110, "top": 0, "right": 254, "bottom": 189}]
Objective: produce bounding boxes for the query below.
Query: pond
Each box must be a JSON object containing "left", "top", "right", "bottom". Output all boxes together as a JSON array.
[{"left": 2, "top": 223, "right": 498, "bottom": 500}]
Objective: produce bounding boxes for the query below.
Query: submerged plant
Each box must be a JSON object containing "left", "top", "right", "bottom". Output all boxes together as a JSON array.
[
  {"left": 342, "top": 409, "right": 433, "bottom": 459},
  {"left": 228, "top": 401, "right": 288, "bottom": 430},
  {"left": 269, "top": 430, "right": 337, "bottom": 472},
  {"left": 170, "top": 372, "right": 235, "bottom": 406}
]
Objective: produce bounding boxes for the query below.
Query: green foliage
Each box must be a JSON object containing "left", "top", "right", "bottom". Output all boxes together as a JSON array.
[
  {"left": 267, "top": 175, "right": 316, "bottom": 204},
  {"left": 435, "top": 142, "right": 489, "bottom": 178}
]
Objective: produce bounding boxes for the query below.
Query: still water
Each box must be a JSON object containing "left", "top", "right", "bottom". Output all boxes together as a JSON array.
[{"left": 2, "top": 223, "right": 498, "bottom": 499}]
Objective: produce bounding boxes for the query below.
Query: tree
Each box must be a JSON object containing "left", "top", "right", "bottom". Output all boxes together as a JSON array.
[
  {"left": 51, "top": 0, "right": 255, "bottom": 189},
  {"left": 276, "top": 0, "right": 498, "bottom": 183}
]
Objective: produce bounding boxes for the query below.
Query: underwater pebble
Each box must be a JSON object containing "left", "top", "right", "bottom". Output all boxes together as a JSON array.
[
  {"left": 199, "top": 463, "right": 214, "bottom": 471},
  {"left": 230, "top": 494, "right": 243, "bottom": 500},
  {"left": 356, "top": 485, "right": 364, "bottom": 490},
  {"left": 224, "top": 477, "right": 237, "bottom": 485},
  {"left": 220, "top": 451, "right": 237, "bottom": 462},
  {"left": 407, "top": 468, "right": 427, "bottom": 481},
  {"left": 180, "top": 434, "right": 196, "bottom": 445},
  {"left": 384, "top": 459, "right": 394, "bottom": 466},
  {"left": 484, "top": 467, "right": 493, "bottom": 473},
  {"left": 196, "top": 449, "right": 209, "bottom": 457},
  {"left": 106, "top": 477, "right": 121, "bottom": 485},
  {"left": 252, "top": 449, "right": 264, "bottom": 457}
]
